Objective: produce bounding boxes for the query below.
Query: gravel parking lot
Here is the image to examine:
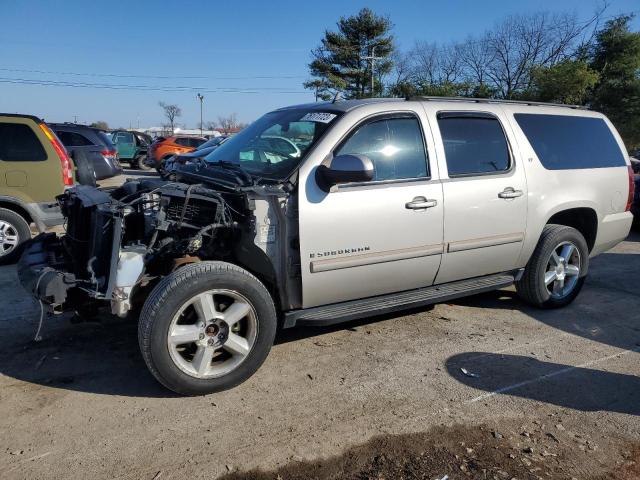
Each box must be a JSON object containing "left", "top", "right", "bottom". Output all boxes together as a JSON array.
[{"left": 1, "top": 172, "right": 639, "bottom": 479}]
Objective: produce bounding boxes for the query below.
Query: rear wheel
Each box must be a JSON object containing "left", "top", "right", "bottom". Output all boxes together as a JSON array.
[
  {"left": 516, "top": 224, "right": 588, "bottom": 308},
  {"left": 138, "top": 261, "right": 277, "bottom": 395},
  {"left": 0, "top": 208, "right": 31, "bottom": 266}
]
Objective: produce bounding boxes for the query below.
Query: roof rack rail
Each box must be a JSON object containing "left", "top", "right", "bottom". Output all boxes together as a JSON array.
[{"left": 405, "top": 96, "right": 589, "bottom": 110}]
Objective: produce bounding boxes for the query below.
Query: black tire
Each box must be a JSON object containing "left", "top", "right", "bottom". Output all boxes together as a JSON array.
[
  {"left": 0, "top": 208, "right": 31, "bottom": 266},
  {"left": 134, "top": 154, "right": 152, "bottom": 171},
  {"left": 138, "top": 261, "right": 277, "bottom": 395},
  {"left": 516, "top": 224, "right": 589, "bottom": 308},
  {"left": 71, "top": 149, "right": 97, "bottom": 186}
]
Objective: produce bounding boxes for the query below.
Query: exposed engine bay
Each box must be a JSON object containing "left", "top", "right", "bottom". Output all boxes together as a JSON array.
[{"left": 19, "top": 177, "right": 301, "bottom": 318}]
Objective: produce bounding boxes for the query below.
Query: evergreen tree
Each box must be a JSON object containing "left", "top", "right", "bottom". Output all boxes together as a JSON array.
[
  {"left": 305, "top": 8, "right": 394, "bottom": 99},
  {"left": 590, "top": 15, "right": 640, "bottom": 147}
]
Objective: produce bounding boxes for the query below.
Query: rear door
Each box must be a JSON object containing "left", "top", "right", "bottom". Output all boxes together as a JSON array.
[
  {"left": 298, "top": 108, "right": 444, "bottom": 308},
  {"left": 113, "top": 131, "right": 136, "bottom": 159},
  {"left": 426, "top": 106, "right": 528, "bottom": 284}
]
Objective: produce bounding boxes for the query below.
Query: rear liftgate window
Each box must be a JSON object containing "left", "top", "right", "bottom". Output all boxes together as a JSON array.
[{"left": 514, "top": 113, "right": 626, "bottom": 170}]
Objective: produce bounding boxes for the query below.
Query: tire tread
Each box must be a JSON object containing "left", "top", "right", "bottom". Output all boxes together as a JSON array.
[
  {"left": 138, "top": 261, "right": 275, "bottom": 395},
  {"left": 0, "top": 207, "right": 31, "bottom": 265},
  {"left": 516, "top": 224, "right": 588, "bottom": 308}
]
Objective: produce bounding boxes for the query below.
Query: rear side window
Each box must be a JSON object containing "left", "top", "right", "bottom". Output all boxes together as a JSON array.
[
  {"left": 514, "top": 114, "right": 626, "bottom": 170},
  {"left": 97, "top": 131, "right": 116, "bottom": 149},
  {"left": 0, "top": 123, "right": 47, "bottom": 161},
  {"left": 437, "top": 113, "right": 510, "bottom": 176},
  {"left": 335, "top": 116, "right": 428, "bottom": 181},
  {"left": 174, "top": 137, "right": 190, "bottom": 146},
  {"left": 56, "top": 130, "right": 94, "bottom": 147},
  {"left": 191, "top": 138, "right": 206, "bottom": 148},
  {"left": 114, "top": 132, "right": 134, "bottom": 143}
]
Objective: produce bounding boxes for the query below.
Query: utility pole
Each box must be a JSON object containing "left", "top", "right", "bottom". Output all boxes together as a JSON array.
[
  {"left": 196, "top": 93, "right": 204, "bottom": 136},
  {"left": 361, "top": 45, "right": 383, "bottom": 97}
]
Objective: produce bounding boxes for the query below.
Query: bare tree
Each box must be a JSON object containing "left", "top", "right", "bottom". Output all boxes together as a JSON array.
[
  {"left": 217, "top": 113, "right": 244, "bottom": 133},
  {"left": 484, "top": 11, "right": 604, "bottom": 97},
  {"left": 458, "top": 35, "right": 495, "bottom": 86},
  {"left": 397, "top": 5, "right": 607, "bottom": 99},
  {"left": 438, "top": 43, "right": 465, "bottom": 84},
  {"left": 410, "top": 41, "right": 440, "bottom": 84},
  {"left": 90, "top": 120, "right": 109, "bottom": 130},
  {"left": 389, "top": 50, "right": 413, "bottom": 86},
  {"left": 159, "top": 102, "right": 181, "bottom": 133}
]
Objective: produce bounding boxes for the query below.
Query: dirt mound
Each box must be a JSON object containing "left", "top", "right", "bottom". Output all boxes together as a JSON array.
[{"left": 219, "top": 423, "right": 636, "bottom": 480}]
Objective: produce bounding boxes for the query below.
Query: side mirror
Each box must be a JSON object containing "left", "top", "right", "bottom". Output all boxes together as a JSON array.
[{"left": 316, "top": 154, "right": 374, "bottom": 191}]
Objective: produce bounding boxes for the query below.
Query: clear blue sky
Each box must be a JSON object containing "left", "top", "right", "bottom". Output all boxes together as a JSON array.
[{"left": 1, "top": 0, "right": 638, "bottom": 128}]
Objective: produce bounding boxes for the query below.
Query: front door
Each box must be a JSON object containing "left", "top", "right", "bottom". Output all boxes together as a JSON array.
[
  {"left": 298, "top": 110, "right": 444, "bottom": 308},
  {"left": 428, "top": 108, "right": 528, "bottom": 284}
]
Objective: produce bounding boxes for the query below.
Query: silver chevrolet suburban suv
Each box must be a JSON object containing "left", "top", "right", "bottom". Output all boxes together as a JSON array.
[{"left": 18, "top": 97, "right": 634, "bottom": 395}]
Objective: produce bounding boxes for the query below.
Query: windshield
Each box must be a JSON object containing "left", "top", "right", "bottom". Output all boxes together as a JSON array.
[
  {"left": 203, "top": 109, "right": 339, "bottom": 179},
  {"left": 198, "top": 136, "right": 226, "bottom": 150}
]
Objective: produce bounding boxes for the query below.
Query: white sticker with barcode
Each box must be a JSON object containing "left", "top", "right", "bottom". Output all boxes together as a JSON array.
[
  {"left": 300, "top": 112, "right": 337, "bottom": 123},
  {"left": 259, "top": 224, "right": 276, "bottom": 243}
]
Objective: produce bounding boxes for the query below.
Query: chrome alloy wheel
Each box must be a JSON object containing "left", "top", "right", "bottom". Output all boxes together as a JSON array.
[
  {"left": 544, "top": 241, "right": 581, "bottom": 300},
  {"left": 167, "top": 289, "right": 258, "bottom": 379},
  {"left": 0, "top": 220, "right": 19, "bottom": 257}
]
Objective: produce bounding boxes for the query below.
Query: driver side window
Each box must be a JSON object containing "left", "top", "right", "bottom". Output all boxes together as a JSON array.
[{"left": 335, "top": 116, "right": 429, "bottom": 182}]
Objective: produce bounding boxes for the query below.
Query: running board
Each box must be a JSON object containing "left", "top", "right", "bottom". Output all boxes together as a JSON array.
[{"left": 283, "top": 272, "right": 517, "bottom": 328}]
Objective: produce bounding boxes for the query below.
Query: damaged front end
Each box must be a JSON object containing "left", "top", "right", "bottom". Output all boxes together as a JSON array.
[{"left": 18, "top": 176, "right": 298, "bottom": 318}]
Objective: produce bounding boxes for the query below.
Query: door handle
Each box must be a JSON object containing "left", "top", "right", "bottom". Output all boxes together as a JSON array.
[
  {"left": 498, "top": 188, "right": 523, "bottom": 199},
  {"left": 405, "top": 197, "right": 438, "bottom": 210}
]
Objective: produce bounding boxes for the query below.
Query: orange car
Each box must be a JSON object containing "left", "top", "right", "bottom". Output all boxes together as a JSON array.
[{"left": 148, "top": 135, "right": 207, "bottom": 170}]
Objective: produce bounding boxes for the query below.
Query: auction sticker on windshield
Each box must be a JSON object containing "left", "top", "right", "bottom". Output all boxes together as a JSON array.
[{"left": 300, "top": 112, "right": 337, "bottom": 123}]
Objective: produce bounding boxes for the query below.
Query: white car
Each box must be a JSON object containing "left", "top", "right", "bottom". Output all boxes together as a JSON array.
[{"left": 20, "top": 97, "right": 634, "bottom": 395}]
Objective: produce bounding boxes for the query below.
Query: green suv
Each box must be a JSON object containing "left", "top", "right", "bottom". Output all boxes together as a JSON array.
[
  {"left": 110, "top": 130, "right": 152, "bottom": 170},
  {"left": 0, "top": 113, "right": 73, "bottom": 264}
]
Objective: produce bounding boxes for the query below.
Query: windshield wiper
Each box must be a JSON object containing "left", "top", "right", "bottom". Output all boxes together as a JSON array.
[{"left": 208, "top": 160, "right": 261, "bottom": 185}]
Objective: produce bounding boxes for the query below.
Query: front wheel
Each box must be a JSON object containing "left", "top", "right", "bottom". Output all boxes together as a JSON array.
[
  {"left": 138, "top": 262, "right": 277, "bottom": 395},
  {"left": 0, "top": 208, "right": 31, "bottom": 266},
  {"left": 516, "top": 224, "right": 589, "bottom": 308}
]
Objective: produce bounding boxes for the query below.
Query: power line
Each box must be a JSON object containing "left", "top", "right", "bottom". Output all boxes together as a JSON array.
[
  {"left": 0, "top": 67, "right": 306, "bottom": 80},
  {"left": 0, "top": 77, "right": 309, "bottom": 94}
]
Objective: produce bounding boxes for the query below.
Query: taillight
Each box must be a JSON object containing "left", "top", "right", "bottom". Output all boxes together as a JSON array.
[
  {"left": 101, "top": 150, "right": 117, "bottom": 158},
  {"left": 39, "top": 123, "right": 74, "bottom": 186},
  {"left": 626, "top": 165, "right": 635, "bottom": 212}
]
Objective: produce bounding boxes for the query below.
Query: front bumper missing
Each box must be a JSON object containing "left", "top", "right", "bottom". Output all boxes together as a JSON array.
[
  {"left": 18, "top": 233, "right": 146, "bottom": 318},
  {"left": 18, "top": 233, "right": 77, "bottom": 309}
]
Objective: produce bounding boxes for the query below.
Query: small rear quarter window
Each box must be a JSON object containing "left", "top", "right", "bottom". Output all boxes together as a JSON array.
[{"left": 514, "top": 114, "right": 626, "bottom": 170}]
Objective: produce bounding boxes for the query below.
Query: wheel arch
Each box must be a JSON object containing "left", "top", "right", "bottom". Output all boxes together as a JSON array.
[
  {"left": 0, "top": 199, "right": 34, "bottom": 227},
  {"left": 519, "top": 200, "right": 600, "bottom": 266},
  {"left": 169, "top": 251, "right": 283, "bottom": 317},
  {"left": 229, "top": 245, "right": 284, "bottom": 316},
  {"left": 546, "top": 207, "right": 598, "bottom": 253}
]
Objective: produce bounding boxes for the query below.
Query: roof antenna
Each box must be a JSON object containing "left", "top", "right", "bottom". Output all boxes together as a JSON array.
[{"left": 332, "top": 91, "right": 343, "bottom": 103}]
